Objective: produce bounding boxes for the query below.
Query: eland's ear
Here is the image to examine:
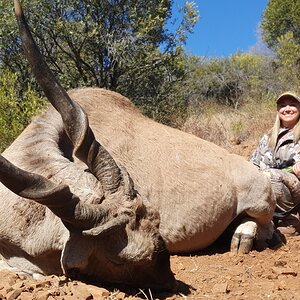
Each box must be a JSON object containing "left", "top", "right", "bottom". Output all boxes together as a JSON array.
[
  {"left": 61, "top": 232, "right": 93, "bottom": 276},
  {"left": 82, "top": 215, "right": 129, "bottom": 237}
]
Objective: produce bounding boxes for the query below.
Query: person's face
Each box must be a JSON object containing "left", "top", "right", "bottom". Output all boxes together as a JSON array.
[{"left": 277, "top": 97, "right": 300, "bottom": 129}]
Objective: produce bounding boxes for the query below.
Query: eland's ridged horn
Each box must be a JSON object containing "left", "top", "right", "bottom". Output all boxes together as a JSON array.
[
  {"left": 14, "top": 0, "right": 125, "bottom": 194},
  {"left": 0, "top": 154, "right": 129, "bottom": 231}
]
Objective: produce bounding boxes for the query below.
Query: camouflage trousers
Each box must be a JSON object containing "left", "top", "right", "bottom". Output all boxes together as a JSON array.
[{"left": 267, "top": 169, "right": 300, "bottom": 229}]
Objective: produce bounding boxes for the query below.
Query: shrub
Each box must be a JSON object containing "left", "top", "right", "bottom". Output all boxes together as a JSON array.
[{"left": 0, "top": 71, "right": 45, "bottom": 151}]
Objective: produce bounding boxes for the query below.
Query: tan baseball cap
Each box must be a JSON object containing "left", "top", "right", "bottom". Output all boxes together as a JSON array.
[{"left": 276, "top": 91, "right": 300, "bottom": 103}]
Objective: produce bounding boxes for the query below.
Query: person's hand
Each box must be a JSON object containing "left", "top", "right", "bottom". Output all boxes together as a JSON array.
[{"left": 292, "top": 161, "right": 300, "bottom": 176}]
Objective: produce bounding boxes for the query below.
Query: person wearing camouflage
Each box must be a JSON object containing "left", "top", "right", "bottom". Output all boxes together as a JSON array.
[{"left": 250, "top": 92, "right": 300, "bottom": 236}]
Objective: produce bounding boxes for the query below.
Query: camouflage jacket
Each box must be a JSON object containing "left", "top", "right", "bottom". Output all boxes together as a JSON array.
[{"left": 250, "top": 128, "right": 300, "bottom": 170}]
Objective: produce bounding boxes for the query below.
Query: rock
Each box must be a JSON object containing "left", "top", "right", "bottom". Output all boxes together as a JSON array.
[
  {"left": 115, "top": 291, "right": 127, "bottom": 299},
  {"left": 70, "top": 284, "right": 93, "bottom": 299},
  {"left": 211, "top": 282, "right": 229, "bottom": 294},
  {"left": 274, "top": 260, "right": 287, "bottom": 267},
  {"left": 0, "top": 270, "right": 19, "bottom": 286},
  {"left": 48, "top": 297, "right": 59, "bottom": 300},
  {"left": 34, "top": 290, "right": 51, "bottom": 300},
  {"left": 276, "top": 280, "right": 287, "bottom": 291},
  {"left": 2, "top": 286, "right": 13, "bottom": 294},
  {"left": 35, "top": 280, "right": 52, "bottom": 289},
  {"left": 271, "top": 267, "right": 297, "bottom": 276},
  {"left": 18, "top": 292, "right": 34, "bottom": 300},
  {"left": 64, "top": 296, "right": 80, "bottom": 300},
  {"left": 11, "top": 281, "right": 25, "bottom": 290},
  {"left": 86, "top": 285, "right": 111, "bottom": 298},
  {"left": 6, "top": 289, "right": 23, "bottom": 300}
]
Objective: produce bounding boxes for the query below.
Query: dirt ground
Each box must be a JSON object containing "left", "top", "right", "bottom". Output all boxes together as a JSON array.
[{"left": 1, "top": 234, "right": 300, "bottom": 300}]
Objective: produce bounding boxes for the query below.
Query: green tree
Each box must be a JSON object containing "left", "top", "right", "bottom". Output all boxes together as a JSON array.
[
  {"left": 0, "top": 0, "right": 198, "bottom": 125},
  {"left": 0, "top": 71, "right": 45, "bottom": 150},
  {"left": 179, "top": 52, "right": 279, "bottom": 112},
  {"left": 261, "top": 0, "right": 300, "bottom": 49},
  {"left": 273, "top": 32, "right": 300, "bottom": 89}
]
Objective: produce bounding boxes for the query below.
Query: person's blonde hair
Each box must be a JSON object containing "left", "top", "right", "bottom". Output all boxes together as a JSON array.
[
  {"left": 268, "top": 114, "right": 300, "bottom": 150},
  {"left": 268, "top": 91, "right": 300, "bottom": 150}
]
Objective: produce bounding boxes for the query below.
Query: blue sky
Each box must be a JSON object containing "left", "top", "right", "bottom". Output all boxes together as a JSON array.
[{"left": 175, "top": 0, "right": 269, "bottom": 57}]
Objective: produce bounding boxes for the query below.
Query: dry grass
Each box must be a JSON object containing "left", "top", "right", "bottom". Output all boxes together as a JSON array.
[{"left": 181, "top": 98, "right": 276, "bottom": 158}]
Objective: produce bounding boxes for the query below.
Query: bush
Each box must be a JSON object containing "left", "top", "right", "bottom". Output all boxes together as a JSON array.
[
  {"left": 181, "top": 53, "right": 276, "bottom": 110},
  {"left": 273, "top": 32, "right": 300, "bottom": 90},
  {"left": 0, "top": 71, "right": 45, "bottom": 151}
]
